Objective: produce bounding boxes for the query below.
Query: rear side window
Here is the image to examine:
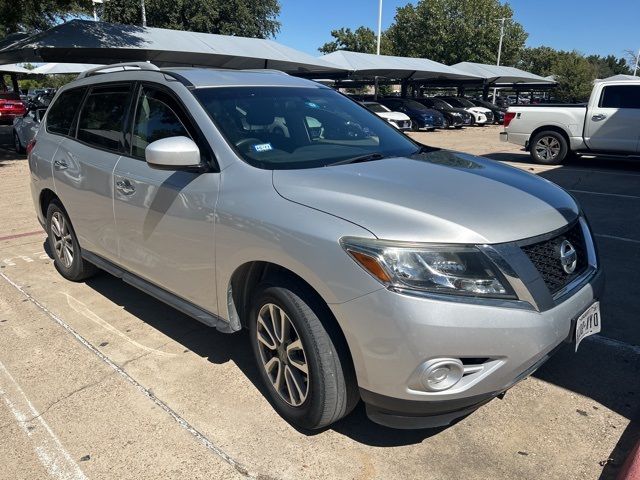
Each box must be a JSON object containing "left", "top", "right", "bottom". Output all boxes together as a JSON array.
[
  {"left": 46, "top": 88, "right": 85, "bottom": 136},
  {"left": 130, "top": 86, "right": 191, "bottom": 158},
  {"left": 600, "top": 85, "right": 640, "bottom": 109},
  {"left": 77, "top": 84, "right": 132, "bottom": 151}
]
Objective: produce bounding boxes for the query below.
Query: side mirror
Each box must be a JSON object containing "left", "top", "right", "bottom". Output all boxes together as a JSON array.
[{"left": 145, "top": 136, "right": 202, "bottom": 170}]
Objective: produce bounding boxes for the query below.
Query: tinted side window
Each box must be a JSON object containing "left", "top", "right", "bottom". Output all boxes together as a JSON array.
[
  {"left": 77, "top": 84, "right": 131, "bottom": 151},
  {"left": 131, "top": 87, "right": 191, "bottom": 158},
  {"left": 46, "top": 88, "right": 85, "bottom": 135},
  {"left": 600, "top": 85, "right": 640, "bottom": 109}
]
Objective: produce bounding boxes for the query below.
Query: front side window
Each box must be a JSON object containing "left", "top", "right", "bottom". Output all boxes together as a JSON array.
[
  {"left": 194, "top": 86, "right": 418, "bottom": 169},
  {"left": 46, "top": 88, "right": 85, "bottom": 136},
  {"left": 130, "top": 87, "right": 191, "bottom": 158},
  {"left": 77, "top": 84, "right": 131, "bottom": 151},
  {"left": 600, "top": 85, "right": 640, "bottom": 109}
]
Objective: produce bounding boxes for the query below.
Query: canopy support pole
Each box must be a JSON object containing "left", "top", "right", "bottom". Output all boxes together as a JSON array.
[
  {"left": 482, "top": 83, "right": 490, "bottom": 101},
  {"left": 0, "top": 75, "right": 6, "bottom": 92},
  {"left": 10, "top": 73, "right": 19, "bottom": 95},
  {"left": 400, "top": 80, "right": 408, "bottom": 98},
  {"left": 374, "top": 76, "right": 379, "bottom": 100}
]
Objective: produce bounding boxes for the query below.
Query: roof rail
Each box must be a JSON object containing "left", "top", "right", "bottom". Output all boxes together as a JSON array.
[{"left": 77, "top": 62, "right": 159, "bottom": 79}]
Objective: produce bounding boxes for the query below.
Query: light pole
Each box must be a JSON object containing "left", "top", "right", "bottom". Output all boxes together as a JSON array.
[
  {"left": 374, "top": 0, "right": 383, "bottom": 99},
  {"left": 141, "top": 0, "right": 147, "bottom": 27},
  {"left": 492, "top": 17, "right": 507, "bottom": 104},
  {"left": 91, "top": 0, "right": 103, "bottom": 21},
  {"left": 634, "top": 48, "right": 640, "bottom": 76}
]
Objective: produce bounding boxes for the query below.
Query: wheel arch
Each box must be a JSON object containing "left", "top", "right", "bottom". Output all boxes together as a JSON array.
[
  {"left": 39, "top": 188, "right": 60, "bottom": 219},
  {"left": 528, "top": 125, "right": 571, "bottom": 151}
]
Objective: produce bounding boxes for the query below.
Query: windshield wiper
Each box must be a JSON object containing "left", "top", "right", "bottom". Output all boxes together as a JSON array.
[{"left": 327, "top": 153, "right": 386, "bottom": 166}]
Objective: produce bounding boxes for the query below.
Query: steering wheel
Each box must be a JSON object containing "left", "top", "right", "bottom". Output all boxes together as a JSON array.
[{"left": 235, "top": 137, "right": 263, "bottom": 150}]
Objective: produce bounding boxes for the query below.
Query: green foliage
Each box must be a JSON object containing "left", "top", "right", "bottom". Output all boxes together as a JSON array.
[
  {"left": 319, "top": 27, "right": 379, "bottom": 54},
  {"left": 586, "top": 54, "right": 632, "bottom": 79},
  {"left": 102, "top": 0, "right": 281, "bottom": 38},
  {"left": 385, "top": 0, "right": 527, "bottom": 65},
  {"left": 0, "top": 0, "right": 91, "bottom": 36},
  {"left": 552, "top": 51, "right": 596, "bottom": 102},
  {"left": 517, "top": 46, "right": 559, "bottom": 77},
  {"left": 19, "top": 74, "right": 77, "bottom": 90}
]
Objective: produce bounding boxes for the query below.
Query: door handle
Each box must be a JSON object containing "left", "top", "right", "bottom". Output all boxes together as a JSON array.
[
  {"left": 115, "top": 179, "right": 135, "bottom": 195},
  {"left": 53, "top": 159, "right": 68, "bottom": 170},
  {"left": 592, "top": 113, "right": 607, "bottom": 121}
]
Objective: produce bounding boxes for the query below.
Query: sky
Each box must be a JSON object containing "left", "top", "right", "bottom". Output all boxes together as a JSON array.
[{"left": 276, "top": 0, "right": 639, "bottom": 62}]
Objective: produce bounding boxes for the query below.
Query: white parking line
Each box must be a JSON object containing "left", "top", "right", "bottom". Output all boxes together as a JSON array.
[
  {"left": 0, "top": 360, "right": 87, "bottom": 480},
  {"left": 62, "top": 292, "right": 177, "bottom": 357},
  {"left": 595, "top": 234, "right": 640, "bottom": 245},
  {"left": 569, "top": 189, "right": 640, "bottom": 200},
  {"left": 0, "top": 271, "right": 256, "bottom": 479}
]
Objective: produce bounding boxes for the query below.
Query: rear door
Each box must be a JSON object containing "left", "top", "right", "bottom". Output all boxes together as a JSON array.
[
  {"left": 584, "top": 83, "right": 640, "bottom": 152},
  {"left": 51, "top": 83, "right": 133, "bottom": 260},
  {"left": 113, "top": 84, "right": 219, "bottom": 314}
]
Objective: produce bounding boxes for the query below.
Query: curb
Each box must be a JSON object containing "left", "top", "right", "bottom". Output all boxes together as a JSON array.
[{"left": 618, "top": 440, "right": 640, "bottom": 480}]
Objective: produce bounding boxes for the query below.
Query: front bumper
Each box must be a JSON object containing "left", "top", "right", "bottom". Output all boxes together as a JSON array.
[{"left": 331, "top": 267, "right": 603, "bottom": 429}]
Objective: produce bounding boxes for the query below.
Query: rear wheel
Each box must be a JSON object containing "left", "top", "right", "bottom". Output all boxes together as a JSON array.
[
  {"left": 46, "top": 202, "right": 98, "bottom": 281},
  {"left": 249, "top": 281, "right": 358, "bottom": 430},
  {"left": 13, "top": 131, "right": 24, "bottom": 153},
  {"left": 530, "top": 131, "right": 568, "bottom": 165}
]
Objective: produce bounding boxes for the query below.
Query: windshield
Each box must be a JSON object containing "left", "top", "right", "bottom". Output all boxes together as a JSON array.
[
  {"left": 428, "top": 98, "right": 451, "bottom": 109},
  {"left": 364, "top": 103, "right": 389, "bottom": 113},
  {"left": 195, "top": 87, "right": 419, "bottom": 170},
  {"left": 454, "top": 97, "right": 476, "bottom": 108}
]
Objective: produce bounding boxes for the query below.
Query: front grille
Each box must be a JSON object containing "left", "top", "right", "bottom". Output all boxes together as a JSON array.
[{"left": 520, "top": 222, "right": 589, "bottom": 294}]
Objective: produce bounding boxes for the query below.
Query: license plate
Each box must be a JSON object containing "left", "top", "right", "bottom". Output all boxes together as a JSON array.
[{"left": 575, "top": 301, "right": 601, "bottom": 352}]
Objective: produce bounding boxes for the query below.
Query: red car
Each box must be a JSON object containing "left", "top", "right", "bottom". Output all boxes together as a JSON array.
[{"left": 0, "top": 93, "right": 27, "bottom": 124}]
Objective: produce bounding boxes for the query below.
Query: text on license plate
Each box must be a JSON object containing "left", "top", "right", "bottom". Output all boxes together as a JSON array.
[{"left": 575, "top": 301, "right": 601, "bottom": 352}]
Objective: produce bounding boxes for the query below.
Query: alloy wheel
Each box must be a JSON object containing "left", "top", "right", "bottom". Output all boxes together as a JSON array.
[
  {"left": 256, "top": 303, "right": 309, "bottom": 407},
  {"left": 535, "top": 136, "right": 561, "bottom": 161},
  {"left": 50, "top": 211, "right": 74, "bottom": 268}
]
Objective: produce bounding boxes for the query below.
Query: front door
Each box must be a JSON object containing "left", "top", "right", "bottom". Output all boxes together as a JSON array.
[{"left": 113, "top": 84, "right": 219, "bottom": 314}]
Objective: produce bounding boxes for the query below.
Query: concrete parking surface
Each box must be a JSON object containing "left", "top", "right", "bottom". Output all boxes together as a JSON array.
[{"left": 0, "top": 124, "right": 638, "bottom": 480}]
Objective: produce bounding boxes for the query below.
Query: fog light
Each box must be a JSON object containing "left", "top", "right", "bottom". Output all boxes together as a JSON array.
[{"left": 420, "top": 358, "right": 464, "bottom": 392}]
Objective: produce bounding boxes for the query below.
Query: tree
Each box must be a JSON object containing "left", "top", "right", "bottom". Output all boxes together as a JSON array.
[
  {"left": 517, "top": 46, "right": 560, "bottom": 77},
  {"left": 552, "top": 51, "right": 596, "bottom": 102},
  {"left": 587, "top": 54, "right": 632, "bottom": 79},
  {"left": 0, "top": 0, "right": 91, "bottom": 37},
  {"left": 102, "top": 0, "right": 281, "bottom": 38},
  {"left": 319, "top": 27, "right": 378, "bottom": 54},
  {"left": 385, "top": 0, "right": 527, "bottom": 65}
]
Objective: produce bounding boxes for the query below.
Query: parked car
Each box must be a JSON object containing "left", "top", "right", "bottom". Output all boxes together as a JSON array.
[
  {"left": 361, "top": 101, "right": 412, "bottom": 131},
  {"left": 501, "top": 80, "right": 640, "bottom": 164},
  {"left": 469, "top": 98, "right": 506, "bottom": 124},
  {"left": 0, "top": 93, "right": 27, "bottom": 124},
  {"left": 377, "top": 97, "right": 445, "bottom": 130},
  {"left": 13, "top": 106, "right": 47, "bottom": 153},
  {"left": 30, "top": 63, "right": 603, "bottom": 431},
  {"left": 438, "top": 96, "right": 494, "bottom": 125},
  {"left": 27, "top": 91, "right": 55, "bottom": 110},
  {"left": 414, "top": 97, "right": 471, "bottom": 128}
]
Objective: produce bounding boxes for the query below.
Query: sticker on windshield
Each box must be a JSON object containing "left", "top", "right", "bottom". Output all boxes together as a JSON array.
[{"left": 253, "top": 143, "right": 273, "bottom": 153}]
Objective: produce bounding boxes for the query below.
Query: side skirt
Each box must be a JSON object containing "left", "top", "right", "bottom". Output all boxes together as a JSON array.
[{"left": 82, "top": 251, "right": 237, "bottom": 334}]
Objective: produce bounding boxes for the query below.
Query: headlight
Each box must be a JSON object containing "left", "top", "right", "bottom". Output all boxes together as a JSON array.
[{"left": 341, "top": 237, "right": 515, "bottom": 298}]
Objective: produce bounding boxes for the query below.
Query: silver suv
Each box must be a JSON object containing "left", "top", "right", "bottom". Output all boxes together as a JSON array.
[{"left": 29, "top": 63, "right": 603, "bottom": 430}]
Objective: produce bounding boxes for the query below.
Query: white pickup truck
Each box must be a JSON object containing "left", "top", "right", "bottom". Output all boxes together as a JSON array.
[{"left": 500, "top": 79, "right": 640, "bottom": 164}]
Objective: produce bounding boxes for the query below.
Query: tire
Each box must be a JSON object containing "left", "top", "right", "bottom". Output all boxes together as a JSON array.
[
  {"left": 454, "top": 125, "right": 463, "bottom": 129},
  {"left": 530, "top": 131, "right": 568, "bottom": 165},
  {"left": 13, "top": 131, "right": 24, "bottom": 154},
  {"left": 46, "top": 201, "right": 98, "bottom": 281},
  {"left": 249, "top": 281, "right": 358, "bottom": 430}
]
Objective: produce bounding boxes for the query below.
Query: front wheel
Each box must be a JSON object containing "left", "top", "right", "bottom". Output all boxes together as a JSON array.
[
  {"left": 530, "top": 131, "right": 568, "bottom": 165},
  {"left": 249, "top": 281, "right": 358, "bottom": 430}
]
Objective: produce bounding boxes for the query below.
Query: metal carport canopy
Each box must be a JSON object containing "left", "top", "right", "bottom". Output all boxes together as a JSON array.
[
  {"left": 318, "top": 50, "right": 483, "bottom": 82},
  {"left": 29, "top": 63, "right": 105, "bottom": 74},
  {"left": 451, "top": 62, "right": 553, "bottom": 85},
  {"left": 0, "top": 63, "right": 30, "bottom": 73},
  {"left": 0, "top": 20, "right": 345, "bottom": 76}
]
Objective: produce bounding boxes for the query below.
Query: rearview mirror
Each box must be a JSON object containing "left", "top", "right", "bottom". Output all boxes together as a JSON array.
[{"left": 145, "top": 136, "right": 202, "bottom": 170}]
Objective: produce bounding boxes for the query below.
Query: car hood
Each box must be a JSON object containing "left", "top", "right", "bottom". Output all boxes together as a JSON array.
[
  {"left": 272, "top": 150, "right": 579, "bottom": 244},
  {"left": 376, "top": 111, "right": 410, "bottom": 121}
]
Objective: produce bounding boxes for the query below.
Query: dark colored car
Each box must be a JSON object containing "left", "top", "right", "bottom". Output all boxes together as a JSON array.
[
  {"left": 469, "top": 99, "right": 506, "bottom": 124},
  {"left": 0, "top": 93, "right": 27, "bottom": 124},
  {"left": 414, "top": 97, "right": 472, "bottom": 129},
  {"left": 378, "top": 97, "right": 445, "bottom": 131},
  {"left": 438, "top": 96, "right": 495, "bottom": 124}
]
